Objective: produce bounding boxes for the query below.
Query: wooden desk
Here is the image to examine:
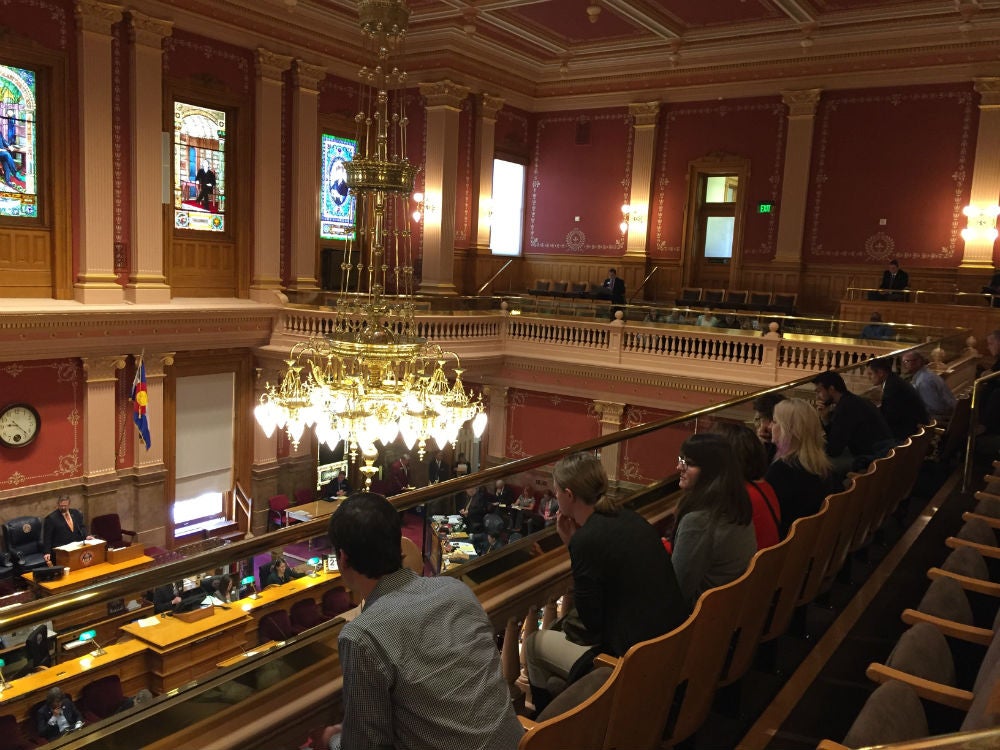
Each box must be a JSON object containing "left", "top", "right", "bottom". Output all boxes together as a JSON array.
[
  {"left": 0, "top": 640, "right": 149, "bottom": 722},
  {"left": 233, "top": 568, "right": 344, "bottom": 646},
  {"left": 120, "top": 606, "right": 252, "bottom": 692},
  {"left": 22, "top": 555, "right": 155, "bottom": 594},
  {"left": 285, "top": 498, "right": 342, "bottom": 524},
  {"left": 55, "top": 540, "right": 107, "bottom": 570}
]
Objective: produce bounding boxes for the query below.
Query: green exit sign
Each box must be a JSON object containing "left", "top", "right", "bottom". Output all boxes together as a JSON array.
[{"left": 758, "top": 202, "right": 775, "bottom": 214}]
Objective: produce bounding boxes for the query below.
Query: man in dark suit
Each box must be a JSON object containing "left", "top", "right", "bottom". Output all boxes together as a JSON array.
[
  {"left": 602, "top": 267, "right": 626, "bottom": 305},
  {"left": 321, "top": 470, "right": 351, "bottom": 498},
  {"left": 388, "top": 453, "right": 411, "bottom": 495},
  {"left": 814, "top": 371, "right": 896, "bottom": 478},
  {"left": 43, "top": 495, "right": 92, "bottom": 558},
  {"left": 867, "top": 358, "right": 929, "bottom": 442},
  {"left": 869, "top": 258, "right": 909, "bottom": 301},
  {"left": 427, "top": 451, "right": 450, "bottom": 484}
]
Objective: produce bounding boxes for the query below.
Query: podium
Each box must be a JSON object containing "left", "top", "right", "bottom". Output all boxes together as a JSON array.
[{"left": 55, "top": 540, "right": 107, "bottom": 570}]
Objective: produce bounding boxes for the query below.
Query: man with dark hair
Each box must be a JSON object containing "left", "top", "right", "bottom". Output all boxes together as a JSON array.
[
  {"left": 43, "top": 495, "right": 93, "bottom": 559},
  {"left": 602, "top": 267, "right": 625, "bottom": 305},
  {"left": 37, "top": 687, "right": 83, "bottom": 739},
  {"left": 866, "top": 358, "right": 929, "bottom": 442},
  {"left": 752, "top": 392, "right": 786, "bottom": 461},
  {"left": 813, "top": 370, "right": 895, "bottom": 476},
  {"left": 322, "top": 492, "right": 522, "bottom": 750},
  {"left": 869, "top": 259, "right": 909, "bottom": 301}
]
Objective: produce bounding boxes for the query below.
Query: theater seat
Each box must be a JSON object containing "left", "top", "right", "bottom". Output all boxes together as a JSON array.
[{"left": 0, "top": 713, "right": 36, "bottom": 750}]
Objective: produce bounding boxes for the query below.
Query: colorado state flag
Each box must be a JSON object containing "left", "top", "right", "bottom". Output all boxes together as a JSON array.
[{"left": 131, "top": 357, "right": 151, "bottom": 450}]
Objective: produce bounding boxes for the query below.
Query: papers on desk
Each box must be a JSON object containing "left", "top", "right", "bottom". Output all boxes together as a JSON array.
[
  {"left": 286, "top": 509, "right": 313, "bottom": 522},
  {"left": 55, "top": 542, "right": 85, "bottom": 552},
  {"left": 135, "top": 616, "right": 160, "bottom": 628}
]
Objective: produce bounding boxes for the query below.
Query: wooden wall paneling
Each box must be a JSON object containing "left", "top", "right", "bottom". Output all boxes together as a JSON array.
[
  {"left": 0, "top": 229, "right": 52, "bottom": 296},
  {"left": 169, "top": 236, "right": 238, "bottom": 296}
]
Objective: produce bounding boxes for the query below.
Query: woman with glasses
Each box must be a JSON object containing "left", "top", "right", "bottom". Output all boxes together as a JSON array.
[
  {"left": 672, "top": 434, "right": 756, "bottom": 605},
  {"left": 765, "top": 398, "right": 833, "bottom": 538},
  {"left": 523, "top": 452, "right": 687, "bottom": 712}
]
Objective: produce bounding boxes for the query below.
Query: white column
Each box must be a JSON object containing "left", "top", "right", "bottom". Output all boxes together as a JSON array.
[
  {"left": 474, "top": 94, "right": 504, "bottom": 252},
  {"left": 774, "top": 89, "right": 822, "bottom": 263},
  {"left": 125, "top": 10, "right": 173, "bottom": 303},
  {"left": 250, "top": 49, "right": 293, "bottom": 302},
  {"left": 962, "top": 78, "right": 1000, "bottom": 269},
  {"left": 418, "top": 80, "right": 470, "bottom": 296},
  {"left": 74, "top": 1, "right": 124, "bottom": 303},
  {"left": 593, "top": 401, "right": 625, "bottom": 484},
  {"left": 81, "top": 355, "right": 126, "bottom": 481},
  {"left": 625, "top": 102, "right": 659, "bottom": 258},
  {"left": 484, "top": 385, "right": 508, "bottom": 462},
  {"left": 287, "top": 60, "right": 325, "bottom": 292},
  {"left": 133, "top": 352, "right": 173, "bottom": 470}
]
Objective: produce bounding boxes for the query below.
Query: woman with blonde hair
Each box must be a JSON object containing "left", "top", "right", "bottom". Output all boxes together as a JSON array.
[
  {"left": 524, "top": 451, "right": 686, "bottom": 711},
  {"left": 765, "top": 398, "right": 833, "bottom": 537}
]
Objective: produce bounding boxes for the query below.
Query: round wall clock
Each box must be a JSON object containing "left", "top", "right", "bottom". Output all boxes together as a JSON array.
[{"left": 0, "top": 403, "right": 40, "bottom": 448}]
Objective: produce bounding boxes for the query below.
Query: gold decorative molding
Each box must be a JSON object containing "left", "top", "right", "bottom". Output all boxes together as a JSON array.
[
  {"left": 974, "top": 77, "right": 1000, "bottom": 107},
  {"left": 81, "top": 355, "right": 127, "bottom": 382},
  {"left": 419, "top": 80, "right": 471, "bottom": 109},
  {"left": 481, "top": 93, "right": 505, "bottom": 120},
  {"left": 781, "top": 88, "right": 822, "bottom": 117},
  {"left": 292, "top": 60, "right": 326, "bottom": 91},
  {"left": 256, "top": 48, "right": 293, "bottom": 82},
  {"left": 127, "top": 9, "right": 172, "bottom": 48},
  {"left": 593, "top": 400, "right": 626, "bottom": 425},
  {"left": 629, "top": 101, "right": 660, "bottom": 127},
  {"left": 75, "top": 0, "right": 123, "bottom": 34}
]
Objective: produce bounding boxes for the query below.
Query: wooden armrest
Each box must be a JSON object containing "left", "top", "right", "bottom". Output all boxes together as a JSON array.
[
  {"left": 901, "top": 608, "right": 993, "bottom": 646},
  {"left": 865, "top": 663, "right": 973, "bottom": 711},
  {"left": 962, "top": 511, "right": 1000, "bottom": 531},
  {"left": 946, "top": 536, "right": 1000, "bottom": 560},
  {"left": 518, "top": 716, "right": 537, "bottom": 730},
  {"left": 928, "top": 567, "right": 1000, "bottom": 597},
  {"left": 593, "top": 653, "right": 619, "bottom": 670},
  {"left": 974, "top": 490, "right": 1000, "bottom": 503},
  {"left": 816, "top": 741, "right": 849, "bottom": 750}
]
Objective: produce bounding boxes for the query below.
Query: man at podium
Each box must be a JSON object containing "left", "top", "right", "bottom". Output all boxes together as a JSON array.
[{"left": 43, "top": 495, "right": 94, "bottom": 560}]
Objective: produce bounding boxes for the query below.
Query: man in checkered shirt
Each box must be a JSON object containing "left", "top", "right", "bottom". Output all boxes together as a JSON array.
[{"left": 323, "top": 492, "right": 523, "bottom": 750}]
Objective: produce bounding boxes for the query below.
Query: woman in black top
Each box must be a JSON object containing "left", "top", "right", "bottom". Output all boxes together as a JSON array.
[{"left": 265, "top": 557, "right": 303, "bottom": 587}]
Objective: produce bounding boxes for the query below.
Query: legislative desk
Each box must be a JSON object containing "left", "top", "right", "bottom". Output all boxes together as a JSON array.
[
  {"left": 22, "top": 554, "right": 156, "bottom": 594},
  {"left": 120, "top": 606, "right": 252, "bottom": 692},
  {"left": 285, "top": 498, "right": 343, "bottom": 524},
  {"left": 234, "top": 567, "right": 344, "bottom": 646},
  {"left": 0, "top": 640, "right": 149, "bottom": 722}
]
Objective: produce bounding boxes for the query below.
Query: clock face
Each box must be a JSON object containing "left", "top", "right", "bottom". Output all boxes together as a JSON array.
[{"left": 0, "top": 403, "right": 40, "bottom": 448}]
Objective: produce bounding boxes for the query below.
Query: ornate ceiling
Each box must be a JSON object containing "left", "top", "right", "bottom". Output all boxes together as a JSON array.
[{"left": 195, "top": 0, "right": 1000, "bottom": 107}]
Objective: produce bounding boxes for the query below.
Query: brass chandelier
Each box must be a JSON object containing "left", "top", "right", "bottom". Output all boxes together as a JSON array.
[{"left": 254, "top": 0, "right": 486, "bottom": 474}]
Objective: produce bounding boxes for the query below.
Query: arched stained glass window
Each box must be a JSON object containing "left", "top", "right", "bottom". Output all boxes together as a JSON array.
[{"left": 173, "top": 101, "right": 226, "bottom": 232}]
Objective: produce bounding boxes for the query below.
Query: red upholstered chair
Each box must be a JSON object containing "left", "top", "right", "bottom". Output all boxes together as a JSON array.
[
  {"left": 294, "top": 488, "right": 315, "bottom": 505},
  {"left": 322, "top": 587, "right": 352, "bottom": 618},
  {"left": 90, "top": 514, "right": 136, "bottom": 547},
  {"left": 258, "top": 610, "right": 295, "bottom": 643},
  {"left": 268, "top": 495, "right": 291, "bottom": 532},
  {"left": 78, "top": 675, "right": 126, "bottom": 721},
  {"left": 0, "top": 713, "right": 38, "bottom": 750},
  {"left": 290, "top": 598, "right": 326, "bottom": 631}
]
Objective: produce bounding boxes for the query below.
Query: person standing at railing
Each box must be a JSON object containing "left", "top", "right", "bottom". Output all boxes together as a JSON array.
[
  {"left": 868, "top": 258, "right": 909, "bottom": 301},
  {"left": 523, "top": 452, "right": 687, "bottom": 713},
  {"left": 322, "top": 492, "right": 523, "bottom": 750}
]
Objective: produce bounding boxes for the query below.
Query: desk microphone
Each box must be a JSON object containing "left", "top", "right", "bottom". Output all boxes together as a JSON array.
[
  {"left": 78, "top": 630, "right": 105, "bottom": 656},
  {"left": 0, "top": 658, "right": 7, "bottom": 690}
]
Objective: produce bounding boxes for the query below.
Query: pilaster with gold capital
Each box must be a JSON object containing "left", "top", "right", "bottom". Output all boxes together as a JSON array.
[
  {"left": 419, "top": 80, "right": 471, "bottom": 110},
  {"left": 774, "top": 89, "right": 822, "bottom": 265},
  {"left": 484, "top": 385, "right": 509, "bottom": 461},
  {"left": 593, "top": 400, "right": 625, "bottom": 482},
  {"left": 781, "top": 88, "right": 821, "bottom": 118},
  {"left": 74, "top": 1, "right": 124, "bottom": 303},
  {"left": 624, "top": 102, "right": 660, "bottom": 259},
  {"left": 287, "top": 60, "right": 326, "bottom": 292},
  {"left": 252, "top": 49, "right": 293, "bottom": 300},
  {"left": 81, "top": 356, "right": 126, "bottom": 479},
  {"left": 963, "top": 79, "right": 1000, "bottom": 268},
  {"left": 125, "top": 10, "right": 173, "bottom": 303},
  {"left": 475, "top": 93, "right": 505, "bottom": 250}
]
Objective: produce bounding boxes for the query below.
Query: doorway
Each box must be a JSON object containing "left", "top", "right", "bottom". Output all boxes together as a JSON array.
[{"left": 682, "top": 156, "right": 749, "bottom": 291}]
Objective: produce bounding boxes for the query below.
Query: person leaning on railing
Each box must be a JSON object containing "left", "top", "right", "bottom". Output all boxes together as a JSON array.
[{"left": 523, "top": 452, "right": 688, "bottom": 713}]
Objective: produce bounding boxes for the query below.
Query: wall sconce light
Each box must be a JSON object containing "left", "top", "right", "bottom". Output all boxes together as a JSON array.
[
  {"left": 961, "top": 204, "right": 1000, "bottom": 242},
  {"left": 619, "top": 204, "right": 631, "bottom": 234},
  {"left": 412, "top": 192, "right": 424, "bottom": 223}
]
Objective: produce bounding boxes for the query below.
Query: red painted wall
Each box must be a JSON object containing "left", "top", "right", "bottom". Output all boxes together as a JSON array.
[
  {"left": 318, "top": 72, "right": 359, "bottom": 120},
  {"left": 804, "top": 83, "right": 977, "bottom": 268},
  {"left": 505, "top": 389, "right": 600, "bottom": 458},
  {"left": 650, "top": 97, "right": 786, "bottom": 261},
  {"left": 0, "top": 359, "right": 83, "bottom": 488},
  {"left": 527, "top": 108, "right": 633, "bottom": 256},
  {"left": 620, "top": 406, "right": 694, "bottom": 484},
  {"left": 496, "top": 106, "right": 532, "bottom": 161},
  {"left": 163, "top": 31, "right": 254, "bottom": 98}
]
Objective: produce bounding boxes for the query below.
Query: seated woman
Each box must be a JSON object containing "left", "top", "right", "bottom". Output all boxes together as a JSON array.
[
  {"left": 511, "top": 487, "right": 541, "bottom": 533},
  {"left": 713, "top": 423, "right": 781, "bottom": 550},
  {"left": 265, "top": 557, "right": 303, "bottom": 587},
  {"left": 670, "top": 434, "right": 757, "bottom": 606},
  {"left": 539, "top": 489, "right": 558, "bottom": 526},
  {"left": 524, "top": 452, "right": 687, "bottom": 710},
  {"left": 765, "top": 398, "right": 834, "bottom": 538}
]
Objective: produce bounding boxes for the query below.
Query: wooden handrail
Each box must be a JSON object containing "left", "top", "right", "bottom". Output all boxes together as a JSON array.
[
  {"left": 628, "top": 265, "right": 660, "bottom": 303},
  {"left": 477, "top": 258, "right": 514, "bottom": 295},
  {"left": 233, "top": 481, "right": 253, "bottom": 539}
]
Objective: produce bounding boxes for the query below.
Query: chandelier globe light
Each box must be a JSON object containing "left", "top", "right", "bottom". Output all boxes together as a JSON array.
[{"left": 254, "top": 0, "right": 486, "bottom": 480}]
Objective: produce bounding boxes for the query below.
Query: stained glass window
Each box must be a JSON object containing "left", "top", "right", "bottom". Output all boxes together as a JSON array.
[
  {"left": 320, "top": 133, "right": 357, "bottom": 241},
  {"left": 0, "top": 65, "right": 37, "bottom": 219},
  {"left": 174, "top": 102, "right": 226, "bottom": 232}
]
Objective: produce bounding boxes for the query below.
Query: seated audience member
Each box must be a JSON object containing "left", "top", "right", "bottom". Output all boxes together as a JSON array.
[
  {"left": 37, "top": 687, "right": 83, "bottom": 740},
  {"left": 696, "top": 312, "right": 719, "bottom": 327},
  {"left": 713, "top": 423, "right": 781, "bottom": 550},
  {"left": 860, "top": 312, "right": 893, "bottom": 340},
  {"left": 900, "top": 351, "right": 956, "bottom": 422},
  {"left": 459, "top": 485, "right": 491, "bottom": 532},
  {"left": 539, "top": 489, "right": 558, "bottom": 526},
  {"left": 511, "top": 487, "right": 541, "bottom": 533},
  {"left": 265, "top": 557, "right": 303, "bottom": 587},
  {"left": 868, "top": 258, "right": 909, "bottom": 301},
  {"left": 765, "top": 399, "right": 833, "bottom": 538},
  {"left": 524, "top": 453, "right": 687, "bottom": 710},
  {"left": 813, "top": 370, "right": 895, "bottom": 477},
  {"left": 866, "top": 358, "right": 929, "bottom": 441},
  {"left": 752, "top": 392, "right": 787, "bottom": 462},
  {"left": 321, "top": 492, "right": 523, "bottom": 750},
  {"left": 670, "top": 434, "right": 757, "bottom": 605}
]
